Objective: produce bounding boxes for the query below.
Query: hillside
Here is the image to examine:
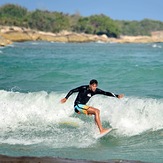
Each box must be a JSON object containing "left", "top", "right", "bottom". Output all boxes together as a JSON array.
[{"left": 1, "top": 4, "right": 163, "bottom": 46}]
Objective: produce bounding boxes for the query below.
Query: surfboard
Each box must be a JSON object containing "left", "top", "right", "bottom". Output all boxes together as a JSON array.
[
  {"left": 59, "top": 121, "right": 79, "bottom": 127},
  {"left": 96, "top": 128, "right": 113, "bottom": 139}
]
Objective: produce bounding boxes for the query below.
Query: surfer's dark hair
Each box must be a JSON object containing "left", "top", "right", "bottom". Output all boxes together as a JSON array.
[{"left": 89, "top": 79, "right": 98, "bottom": 85}]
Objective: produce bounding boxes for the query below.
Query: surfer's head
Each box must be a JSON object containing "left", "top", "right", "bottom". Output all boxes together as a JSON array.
[{"left": 89, "top": 79, "right": 98, "bottom": 92}]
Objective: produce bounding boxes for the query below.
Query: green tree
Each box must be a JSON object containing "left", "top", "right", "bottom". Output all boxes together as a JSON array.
[
  {"left": 73, "top": 14, "right": 120, "bottom": 37},
  {"left": 89, "top": 14, "right": 120, "bottom": 37},
  {"left": 28, "top": 10, "right": 70, "bottom": 32},
  {"left": 116, "top": 19, "right": 163, "bottom": 36},
  {"left": 0, "top": 4, "right": 27, "bottom": 18},
  {"left": 51, "top": 12, "right": 70, "bottom": 33},
  {"left": 27, "top": 10, "right": 53, "bottom": 31},
  {"left": 0, "top": 4, "right": 27, "bottom": 26},
  {"left": 73, "top": 17, "right": 94, "bottom": 34}
]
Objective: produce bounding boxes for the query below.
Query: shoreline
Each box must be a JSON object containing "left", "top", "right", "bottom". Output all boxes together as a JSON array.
[
  {"left": 0, "top": 155, "right": 152, "bottom": 163},
  {"left": 0, "top": 26, "right": 163, "bottom": 46}
]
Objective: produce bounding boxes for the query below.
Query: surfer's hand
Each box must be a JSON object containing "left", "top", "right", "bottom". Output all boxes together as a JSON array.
[
  {"left": 118, "top": 94, "right": 124, "bottom": 99},
  {"left": 61, "top": 98, "right": 67, "bottom": 103}
]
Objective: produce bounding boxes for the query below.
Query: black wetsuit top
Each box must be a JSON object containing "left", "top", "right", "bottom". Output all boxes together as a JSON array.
[{"left": 65, "top": 85, "right": 119, "bottom": 106}]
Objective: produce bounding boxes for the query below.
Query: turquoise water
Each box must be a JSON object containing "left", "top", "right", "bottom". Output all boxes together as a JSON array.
[{"left": 0, "top": 42, "right": 163, "bottom": 162}]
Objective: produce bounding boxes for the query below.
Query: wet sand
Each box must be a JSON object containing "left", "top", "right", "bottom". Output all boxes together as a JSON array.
[{"left": 0, "top": 155, "right": 151, "bottom": 163}]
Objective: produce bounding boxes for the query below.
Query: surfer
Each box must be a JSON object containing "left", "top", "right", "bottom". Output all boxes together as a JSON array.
[{"left": 61, "top": 79, "right": 124, "bottom": 134}]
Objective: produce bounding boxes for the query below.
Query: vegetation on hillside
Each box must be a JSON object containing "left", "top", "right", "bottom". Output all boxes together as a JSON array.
[{"left": 0, "top": 4, "right": 163, "bottom": 37}]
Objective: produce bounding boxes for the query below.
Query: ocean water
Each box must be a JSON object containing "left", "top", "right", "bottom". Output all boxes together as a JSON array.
[{"left": 0, "top": 42, "right": 163, "bottom": 162}]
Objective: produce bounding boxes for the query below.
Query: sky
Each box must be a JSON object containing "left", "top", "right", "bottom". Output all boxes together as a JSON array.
[{"left": 0, "top": 0, "right": 163, "bottom": 21}]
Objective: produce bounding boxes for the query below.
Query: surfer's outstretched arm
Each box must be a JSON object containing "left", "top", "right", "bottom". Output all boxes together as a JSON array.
[
  {"left": 96, "top": 88, "right": 124, "bottom": 99},
  {"left": 60, "top": 86, "right": 82, "bottom": 103}
]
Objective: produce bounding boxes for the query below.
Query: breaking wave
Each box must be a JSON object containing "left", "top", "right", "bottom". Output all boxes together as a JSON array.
[{"left": 0, "top": 90, "right": 163, "bottom": 147}]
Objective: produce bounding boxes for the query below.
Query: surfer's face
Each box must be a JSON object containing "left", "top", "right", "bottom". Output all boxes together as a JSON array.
[{"left": 89, "top": 84, "right": 97, "bottom": 92}]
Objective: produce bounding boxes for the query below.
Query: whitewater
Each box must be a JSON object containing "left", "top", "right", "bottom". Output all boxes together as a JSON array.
[
  {"left": 0, "top": 90, "right": 163, "bottom": 137},
  {"left": 0, "top": 42, "right": 163, "bottom": 162}
]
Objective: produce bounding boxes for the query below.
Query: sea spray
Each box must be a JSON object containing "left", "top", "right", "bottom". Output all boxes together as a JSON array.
[
  {"left": 0, "top": 90, "right": 73, "bottom": 128},
  {"left": 89, "top": 96, "right": 163, "bottom": 136},
  {"left": 101, "top": 96, "right": 163, "bottom": 136},
  {"left": 0, "top": 90, "right": 95, "bottom": 147},
  {"left": 0, "top": 90, "right": 163, "bottom": 145}
]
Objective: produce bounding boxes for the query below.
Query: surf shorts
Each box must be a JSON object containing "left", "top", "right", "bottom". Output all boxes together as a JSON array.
[{"left": 74, "top": 104, "right": 90, "bottom": 115}]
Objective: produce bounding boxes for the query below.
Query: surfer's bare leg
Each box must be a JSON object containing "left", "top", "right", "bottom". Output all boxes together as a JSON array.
[{"left": 87, "top": 107, "right": 108, "bottom": 134}]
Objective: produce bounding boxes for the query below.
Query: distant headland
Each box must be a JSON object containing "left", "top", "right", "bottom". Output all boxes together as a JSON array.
[
  {"left": 0, "top": 26, "right": 163, "bottom": 46},
  {"left": 1, "top": 4, "right": 163, "bottom": 46}
]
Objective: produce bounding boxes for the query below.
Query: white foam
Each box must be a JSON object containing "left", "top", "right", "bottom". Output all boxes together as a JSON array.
[
  {"left": 152, "top": 44, "right": 162, "bottom": 48},
  {"left": 0, "top": 90, "right": 163, "bottom": 147},
  {"left": 89, "top": 96, "right": 163, "bottom": 136},
  {"left": 0, "top": 90, "right": 96, "bottom": 147},
  {"left": 0, "top": 90, "right": 73, "bottom": 128}
]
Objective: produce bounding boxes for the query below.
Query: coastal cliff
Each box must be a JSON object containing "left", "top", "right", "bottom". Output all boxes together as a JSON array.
[{"left": 1, "top": 26, "right": 163, "bottom": 46}]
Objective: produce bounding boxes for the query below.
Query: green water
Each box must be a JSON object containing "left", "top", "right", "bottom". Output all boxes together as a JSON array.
[{"left": 0, "top": 42, "right": 163, "bottom": 162}]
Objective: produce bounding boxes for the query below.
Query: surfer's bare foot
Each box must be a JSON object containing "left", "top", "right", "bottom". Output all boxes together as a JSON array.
[{"left": 100, "top": 128, "right": 111, "bottom": 134}]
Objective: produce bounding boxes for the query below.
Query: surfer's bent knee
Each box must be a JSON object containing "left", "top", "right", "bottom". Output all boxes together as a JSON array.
[{"left": 88, "top": 107, "right": 100, "bottom": 115}]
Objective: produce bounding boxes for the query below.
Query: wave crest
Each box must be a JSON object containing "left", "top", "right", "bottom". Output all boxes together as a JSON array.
[{"left": 0, "top": 90, "right": 163, "bottom": 147}]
